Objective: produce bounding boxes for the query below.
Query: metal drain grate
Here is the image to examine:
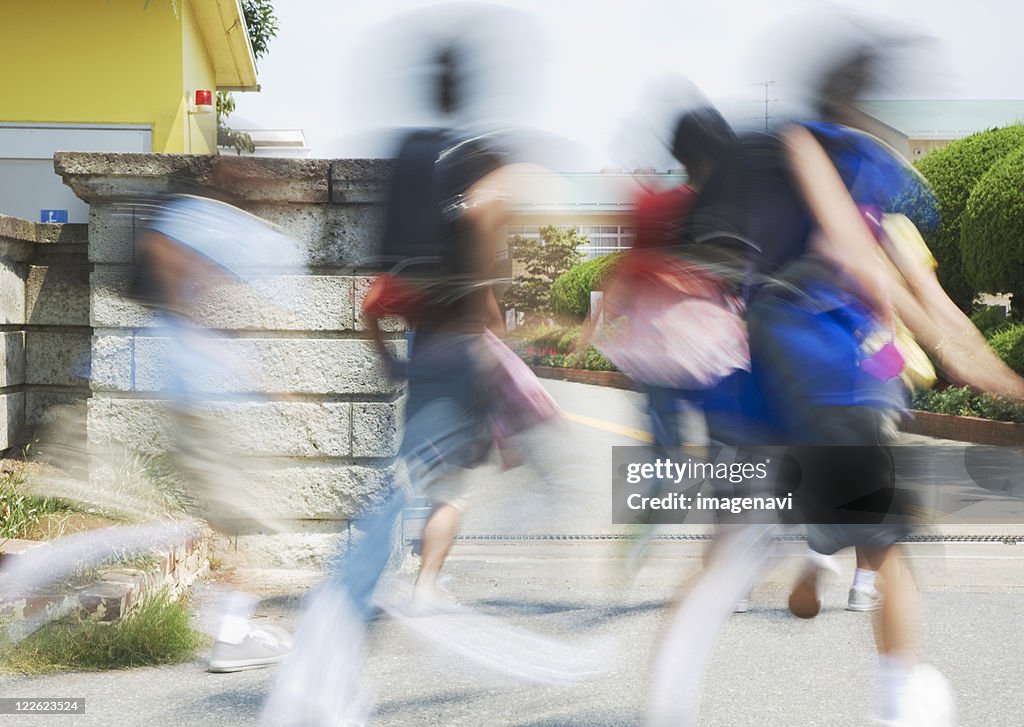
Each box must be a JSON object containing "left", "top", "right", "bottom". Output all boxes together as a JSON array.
[{"left": 448, "top": 533, "right": 1022, "bottom": 545}]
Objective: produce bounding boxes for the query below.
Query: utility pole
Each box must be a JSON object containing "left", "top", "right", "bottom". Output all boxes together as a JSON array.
[{"left": 756, "top": 80, "right": 777, "bottom": 129}]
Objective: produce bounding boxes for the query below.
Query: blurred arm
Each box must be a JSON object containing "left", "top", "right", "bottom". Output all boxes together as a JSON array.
[
  {"left": 783, "top": 125, "right": 894, "bottom": 327},
  {"left": 882, "top": 228, "right": 1024, "bottom": 397}
]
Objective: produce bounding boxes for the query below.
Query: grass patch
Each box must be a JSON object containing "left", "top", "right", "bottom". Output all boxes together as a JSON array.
[
  {"left": 0, "top": 461, "right": 77, "bottom": 542},
  {"left": 1, "top": 591, "right": 206, "bottom": 674},
  {"left": 105, "top": 448, "right": 196, "bottom": 518}
]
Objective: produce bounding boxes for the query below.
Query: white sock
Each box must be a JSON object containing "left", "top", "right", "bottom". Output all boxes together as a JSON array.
[
  {"left": 878, "top": 651, "right": 915, "bottom": 722},
  {"left": 217, "top": 591, "right": 258, "bottom": 644},
  {"left": 853, "top": 568, "right": 877, "bottom": 590}
]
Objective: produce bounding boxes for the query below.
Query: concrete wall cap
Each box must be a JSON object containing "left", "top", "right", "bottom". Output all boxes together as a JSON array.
[
  {"left": 53, "top": 153, "right": 393, "bottom": 205},
  {"left": 0, "top": 214, "right": 88, "bottom": 246}
]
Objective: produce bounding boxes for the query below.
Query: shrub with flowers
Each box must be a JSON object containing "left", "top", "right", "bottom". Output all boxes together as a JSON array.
[{"left": 506, "top": 325, "right": 617, "bottom": 372}]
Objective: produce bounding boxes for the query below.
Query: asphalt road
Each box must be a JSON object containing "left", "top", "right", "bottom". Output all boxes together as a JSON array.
[{"left": 2, "top": 379, "right": 1022, "bottom": 727}]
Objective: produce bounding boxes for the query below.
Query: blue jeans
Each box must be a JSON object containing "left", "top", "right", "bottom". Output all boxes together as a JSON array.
[{"left": 328, "top": 331, "right": 489, "bottom": 619}]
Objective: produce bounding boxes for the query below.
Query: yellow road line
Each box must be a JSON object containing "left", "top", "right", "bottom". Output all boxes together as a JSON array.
[
  {"left": 561, "top": 410, "right": 709, "bottom": 458},
  {"left": 562, "top": 411, "right": 653, "bottom": 442}
]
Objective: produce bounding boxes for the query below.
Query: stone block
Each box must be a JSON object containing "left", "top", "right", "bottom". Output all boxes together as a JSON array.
[
  {"left": 0, "top": 392, "right": 26, "bottom": 450},
  {"left": 90, "top": 332, "right": 133, "bottom": 392},
  {"left": 229, "top": 527, "right": 346, "bottom": 569},
  {"left": 87, "top": 396, "right": 174, "bottom": 453},
  {"left": 329, "top": 159, "right": 391, "bottom": 204},
  {"left": 0, "top": 214, "right": 40, "bottom": 244},
  {"left": 323, "top": 204, "right": 385, "bottom": 268},
  {"left": 88, "top": 199, "right": 382, "bottom": 268},
  {"left": 0, "top": 331, "right": 25, "bottom": 387},
  {"left": 34, "top": 223, "right": 89, "bottom": 246},
  {"left": 352, "top": 399, "right": 403, "bottom": 457},
  {"left": 90, "top": 270, "right": 155, "bottom": 328},
  {"left": 78, "top": 582, "right": 130, "bottom": 620},
  {"left": 0, "top": 259, "right": 25, "bottom": 325},
  {"left": 91, "top": 271, "right": 356, "bottom": 331},
  {"left": 88, "top": 397, "right": 353, "bottom": 457},
  {"left": 25, "top": 330, "right": 90, "bottom": 387},
  {"left": 235, "top": 203, "right": 385, "bottom": 268},
  {"left": 228, "top": 275, "right": 354, "bottom": 331},
  {"left": 25, "top": 261, "right": 91, "bottom": 326},
  {"left": 132, "top": 336, "right": 404, "bottom": 395},
  {"left": 88, "top": 202, "right": 137, "bottom": 264},
  {"left": 235, "top": 462, "right": 396, "bottom": 520},
  {"left": 25, "top": 390, "right": 88, "bottom": 432}
]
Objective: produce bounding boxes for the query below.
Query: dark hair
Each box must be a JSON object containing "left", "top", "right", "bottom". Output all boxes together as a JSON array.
[
  {"left": 671, "top": 106, "right": 735, "bottom": 168},
  {"left": 814, "top": 46, "right": 877, "bottom": 120},
  {"left": 436, "top": 46, "right": 461, "bottom": 116}
]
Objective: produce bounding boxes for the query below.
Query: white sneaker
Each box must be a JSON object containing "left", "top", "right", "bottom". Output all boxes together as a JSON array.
[
  {"left": 208, "top": 624, "right": 293, "bottom": 673},
  {"left": 409, "top": 582, "right": 461, "bottom": 615},
  {"left": 848, "top": 585, "right": 883, "bottom": 612},
  {"left": 878, "top": 664, "right": 957, "bottom": 727}
]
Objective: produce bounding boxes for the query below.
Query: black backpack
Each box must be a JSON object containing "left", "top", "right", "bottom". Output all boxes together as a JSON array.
[{"left": 378, "top": 129, "right": 505, "bottom": 279}]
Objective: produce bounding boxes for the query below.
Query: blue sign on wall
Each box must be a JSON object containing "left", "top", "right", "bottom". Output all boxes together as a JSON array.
[{"left": 40, "top": 209, "right": 69, "bottom": 224}]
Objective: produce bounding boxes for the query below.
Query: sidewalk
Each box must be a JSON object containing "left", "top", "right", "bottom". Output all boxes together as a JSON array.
[
  {"left": 2, "top": 537, "right": 1022, "bottom": 727},
  {"left": 2, "top": 379, "right": 1022, "bottom": 726}
]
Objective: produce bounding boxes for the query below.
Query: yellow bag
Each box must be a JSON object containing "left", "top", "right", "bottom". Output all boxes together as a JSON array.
[{"left": 881, "top": 214, "right": 938, "bottom": 391}]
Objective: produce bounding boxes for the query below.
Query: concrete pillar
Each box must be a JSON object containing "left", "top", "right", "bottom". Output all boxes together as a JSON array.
[{"left": 54, "top": 152, "right": 403, "bottom": 566}]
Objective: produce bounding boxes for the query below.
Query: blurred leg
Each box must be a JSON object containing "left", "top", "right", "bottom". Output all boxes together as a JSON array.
[{"left": 416, "top": 503, "right": 462, "bottom": 589}]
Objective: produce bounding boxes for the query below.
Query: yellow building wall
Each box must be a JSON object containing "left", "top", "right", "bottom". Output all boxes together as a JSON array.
[
  {"left": 0, "top": 0, "right": 217, "bottom": 153},
  {"left": 181, "top": 0, "right": 217, "bottom": 152}
]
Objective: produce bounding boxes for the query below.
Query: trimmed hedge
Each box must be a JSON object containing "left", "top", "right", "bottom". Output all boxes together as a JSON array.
[
  {"left": 549, "top": 252, "right": 625, "bottom": 320},
  {"left": 508, "top": 316, "right": 1024, "bottom": 423},
  {"left": 961, "top": 146, "right": 1024, "bottom": 311},
  {"left": 988, "top": 322, "right": 1024, "bottom": 377},
  {"left": 912, "top": 125, "right": 1024, "bottom": 310},
  {"left": 912, "top": 387, "right": 1024, "bottom": 424},
  {"left": 969, "top": 305, "right": 1012, "bottom": 337}
]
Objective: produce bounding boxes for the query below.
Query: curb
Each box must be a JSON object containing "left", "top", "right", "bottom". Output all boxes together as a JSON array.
[
  {"left": 0, "top": 533, "right": 208, "bottom": 626},
  {"left": 901, "top": 410, "right": 1024, "bottom": 447},
  {"left": 528, "top": 365, "right": 1024, "bottom": 447},
  {"left": 530, "top": 365, "right": 638, "bottom": 391}
]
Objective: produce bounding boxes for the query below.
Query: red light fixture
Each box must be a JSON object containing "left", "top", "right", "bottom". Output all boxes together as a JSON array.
[{"left": 195, "top": 89, "right": 213, "bottom": 107}]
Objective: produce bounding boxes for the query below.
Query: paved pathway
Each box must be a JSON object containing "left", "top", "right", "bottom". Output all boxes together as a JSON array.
[{"left": 2, "top": 380, "right": 1021, "bottom": 727}]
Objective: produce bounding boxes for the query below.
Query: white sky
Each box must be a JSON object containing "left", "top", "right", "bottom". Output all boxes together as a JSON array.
[{"left": 232, "top": 0, "right": 1024, "bottom": 167}]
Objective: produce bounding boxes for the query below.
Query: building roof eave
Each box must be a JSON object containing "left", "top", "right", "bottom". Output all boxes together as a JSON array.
[{"left": 194, "top": 0, "right": 259, "bottom": 91}]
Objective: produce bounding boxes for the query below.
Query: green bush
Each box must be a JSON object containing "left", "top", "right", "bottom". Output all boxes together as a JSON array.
[
  {"left": 912, "top": 386, "right": 981, "bottom": 417},
  {"left": 503, "top": 226, "right": 587, "bottom": 314},
  {"left": 912, "top": 125, "right": 1024, "bottom": 310},
  {"left": 987, "top": 322, "right": 1024, "bottom": 376},
  {"left": 563, "top": 347, "right": 618, "bottom": 372},
  {"left": 549, "top": 252, "right": 625, "bottom": 320},
  {"left": 960, "top": 146, "right": 1024, "bottom": 313},
  {"left": 556, "top": 328, "right": 581, "bottom": 354},
  {"left": 970, "top": 305, "right": 1011, "bottom": 337},
  {"left": 912, "top": 386, "right": 1024, "bottom": 424}
]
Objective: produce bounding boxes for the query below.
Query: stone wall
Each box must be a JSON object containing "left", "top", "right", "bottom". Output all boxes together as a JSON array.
[
  {"left": 53, "top": 152, "right": 402, "bottom": 566},
  {"left": 0, "top": 215, "right": 91, "bottom": 451}
]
